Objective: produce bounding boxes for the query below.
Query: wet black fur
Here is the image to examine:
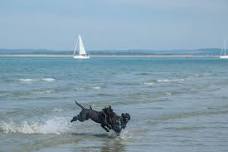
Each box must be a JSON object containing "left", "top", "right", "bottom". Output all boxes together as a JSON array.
[{"left": 71, "top": 101, "right": 130, "bottom": 134}]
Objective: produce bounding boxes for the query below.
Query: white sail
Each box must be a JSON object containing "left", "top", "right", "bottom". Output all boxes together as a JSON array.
[
  {"left": 78, "top": 35, "right": 87, "bottom": 55},
  {"left": 73, "top": 35, "right": 90, "bottom": 59}
]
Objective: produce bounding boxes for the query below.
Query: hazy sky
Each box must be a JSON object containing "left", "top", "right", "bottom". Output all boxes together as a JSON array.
[{"left": 0, "top": 0, "right": 228, "bottom": 50}]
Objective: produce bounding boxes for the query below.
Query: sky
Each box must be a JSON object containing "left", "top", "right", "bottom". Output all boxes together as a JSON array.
[{"left": 0, "top": 0, "right": 228, "bottom": 50}]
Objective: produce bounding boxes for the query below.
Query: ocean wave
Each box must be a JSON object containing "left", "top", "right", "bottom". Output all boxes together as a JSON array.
[
  {"left": 157, "top": 79, "right": 185, "bottom": 83},
  {"left": 18, "top": 78, "right": 37, "bottom": 82},
  {"left": 165, "top": 92, "right": 172, "bottom": 96},
  {"left": 31, "top": 89, "right": 55, "bottom": 95},
  {"left": 113, "top": 82, "right": 138, "bottom": 86},
  {"left": 136, "top": 72, "right": 151, "bottom": 76},
  {"left": 52, "top": 108, "right": 63, "bottom": 112},
  {"left": 18, "top": 78, "right": 56, "bottom": 83},
  {"left": 0, "top": 117, "right": 73, "bottom": 134},
  {"left": 143, "top": 82, "right": 154, "bottom": 86},
  {"left": 0, "top": 89, "right": 55, "bottom": 99},
  {"left": 42, "top": 78, "right": 56, "bottom": 82},
  {"left": 144, "top": 79, "right": 184, "bottom": 86},
  {"left": 92, "top": 86, "right": 101, "bottom": 90},
  {"left": 97, "top": 93, "right": 114, "bottom": 97}
]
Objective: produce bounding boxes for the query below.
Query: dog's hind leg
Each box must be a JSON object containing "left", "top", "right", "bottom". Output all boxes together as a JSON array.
[
  {"left": 106, "top": 124, "right": 112, "bottom": 129},
  {"left": 101, "top": 124, "right": 110, "bottom": 132}
]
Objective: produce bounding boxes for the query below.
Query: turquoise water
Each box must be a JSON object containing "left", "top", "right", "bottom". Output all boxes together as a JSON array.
[{"left": 0, "top": 57, "right": 228, "bottom": 152}]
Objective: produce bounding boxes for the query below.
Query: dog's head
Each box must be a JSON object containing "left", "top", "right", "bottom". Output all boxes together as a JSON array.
[
  {"left": 111, "top": 113, "right": 131, "bottom": 134},
  {"left": 120, "top": 113, "right": 131, "bottom": 129}
]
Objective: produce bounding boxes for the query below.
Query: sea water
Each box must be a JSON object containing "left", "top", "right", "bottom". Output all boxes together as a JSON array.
[{"left": 0, "top": 57, "right": 228, "bottom": 152}]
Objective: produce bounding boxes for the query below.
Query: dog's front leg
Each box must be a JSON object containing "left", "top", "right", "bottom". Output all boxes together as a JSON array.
[
  {"left": 106, "top": 123, "right": 112, "bottom": 129},
  {"left": 101, "top": 124, "right": 110, "bottom": 132}
]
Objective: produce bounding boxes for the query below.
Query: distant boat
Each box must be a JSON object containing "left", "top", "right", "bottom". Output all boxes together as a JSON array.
[
  {"left": 220, "top": 40, "right": 228, "bottom": 59},
  {"left": 73, "top": 35, "right": 90, "bottom": 59}
]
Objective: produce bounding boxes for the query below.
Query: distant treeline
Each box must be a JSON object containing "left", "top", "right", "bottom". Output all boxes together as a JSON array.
[{"left": 0, "top": 48, "right": 222, "bottom": 56}]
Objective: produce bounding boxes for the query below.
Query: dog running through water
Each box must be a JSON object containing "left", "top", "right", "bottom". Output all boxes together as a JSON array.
[{"left": 71, "top": 101, "right": 130, "bottom": 134}]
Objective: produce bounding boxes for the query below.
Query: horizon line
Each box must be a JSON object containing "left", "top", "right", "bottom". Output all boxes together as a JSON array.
[{"left": 0, "top": 47, "right": 221, "bottom": 52}]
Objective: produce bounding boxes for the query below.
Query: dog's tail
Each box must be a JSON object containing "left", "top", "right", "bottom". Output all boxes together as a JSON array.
[{"left": 75, "top": 100, "right": 85, "bottom": 109}]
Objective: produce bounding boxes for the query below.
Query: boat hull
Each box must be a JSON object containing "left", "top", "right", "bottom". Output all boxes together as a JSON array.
[
  {"left": 220, "top": 56, "right": 228, "bottom": 59},
  {"left": 73, "top": 55, "right": 90, "bottom": 59}
]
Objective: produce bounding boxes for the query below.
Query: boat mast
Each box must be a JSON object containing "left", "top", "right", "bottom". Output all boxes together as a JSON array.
[{"left": 73, "top": 36, "right": 78, "bottom": 56}]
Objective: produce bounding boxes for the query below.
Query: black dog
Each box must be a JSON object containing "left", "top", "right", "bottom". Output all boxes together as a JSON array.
[
  {"left": 101, "top": 105, "right": 130, "bottom": 133},
  {"left": 71, "top": 101, "right": 130, "bottom": 134}
]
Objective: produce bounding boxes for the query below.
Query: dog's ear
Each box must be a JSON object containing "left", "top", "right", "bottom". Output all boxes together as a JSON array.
[
  {"left": 108, "top": 106, "right": 113, "bottom": 112},
  {"left": 126, "top": 113, "right": 130, "bottom": 120},
  {"left": 89, "top": 105, "right": 92, "bottom": 110}
]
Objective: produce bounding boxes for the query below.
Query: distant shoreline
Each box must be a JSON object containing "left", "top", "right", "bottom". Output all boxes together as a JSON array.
[{"left": 0, "top": 54, "right": 218, "bottom": 58}]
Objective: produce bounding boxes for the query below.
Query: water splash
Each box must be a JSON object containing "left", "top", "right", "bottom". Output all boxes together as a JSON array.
[
  {"left": 0, "top": 117, "right": 73, "bottom": 134},
  {"left": 119, "top": 130, "right": 132, "bottom": 140}
]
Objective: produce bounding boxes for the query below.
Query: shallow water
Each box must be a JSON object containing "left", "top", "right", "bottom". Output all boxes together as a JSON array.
[{"left": 0, "top": 57, "right": 228, "bottom": 152}]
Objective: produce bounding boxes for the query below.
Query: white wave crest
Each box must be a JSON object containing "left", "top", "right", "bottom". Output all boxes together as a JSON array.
[
  {"left": 157, "top": 79, "right": 184, "bottom": 83},
  {"left": 0, "top": 117, "right": 73, "bottom": 134},
  {"left": 18, "top": 78, "right": 37, "bottom": 82},
  {"left": 144, "top": 82, "right": 154, "bottom": 86},
  {"left": 18, "top": 78, "right": 56, "bottom": 83},
  {"left": 144, "top": 79, "right": 184, "bottom": 86},
  {"left": 42, "top": 78, "right": 56, "bottom": 82},
  {"left": 92, "top": 86, "right": 101, "bottom": 90}
]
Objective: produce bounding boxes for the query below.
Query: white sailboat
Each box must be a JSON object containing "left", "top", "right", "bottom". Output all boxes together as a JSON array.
[
  {"left": 220, "top": 40, "right": 228, "bottom": 59},
  {"left": 73, "top": 35, "right": 90, "bottom": 59}
]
